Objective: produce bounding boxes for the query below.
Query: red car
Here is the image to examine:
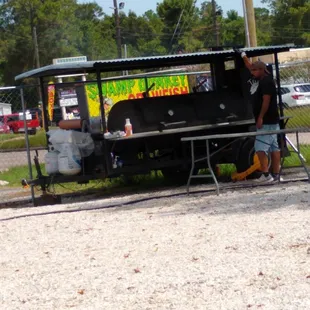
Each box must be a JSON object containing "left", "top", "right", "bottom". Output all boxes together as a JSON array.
[
  {"left": 0, "top": 112, "right": 40, "bottom": 135},
  {"left": 0, "top": 121, "right": 11, "bottom": 134}
]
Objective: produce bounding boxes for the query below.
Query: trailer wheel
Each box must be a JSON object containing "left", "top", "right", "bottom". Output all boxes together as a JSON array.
[
  {"left": 236, "top": 138, "right": 271, "bottom": 177},
  {"left": 236, "top": 138, "right": 259, "bottom": 178}
]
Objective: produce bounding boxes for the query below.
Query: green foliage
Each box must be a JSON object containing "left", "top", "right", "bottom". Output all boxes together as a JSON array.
[
  {"left": 262, "top": 0, "right": 310, "bottom": 45},
  {"left": 194, "top": 1, "right": 219, "bottom": 48},
  {"left": 0, "top": 0, "right": 309, "bottom": 86},
  {"left": 157, "top": 0, "right": 199, "bottom": 52},
  {"left": 255, "top": 8, "right": 272, "bottom": 45},
  {"left": 74, "top": 3, "right": 116, "bottom": 60},
  {"left": 222, "top": 10, "right": 245, "bottom": 46}
]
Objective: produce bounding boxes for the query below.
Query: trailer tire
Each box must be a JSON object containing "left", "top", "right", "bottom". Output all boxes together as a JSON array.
[
  {"left": 236, "top": 137, "right": 272, "bottom": 177},
  {"left": 235, "top": 138, "right": 259, "bottom": 178}
]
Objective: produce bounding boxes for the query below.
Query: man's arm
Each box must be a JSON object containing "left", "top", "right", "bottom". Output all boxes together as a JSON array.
[
  {"left": 234, "top": 48, "right": 252, "bottom": 70},
  {"left": 256, "top": 94, "right": 271, "bottom": 128},
  {"left": 259, "top": 95, "right": 271, "bottom": 119},
  {"left": 241, "top": 53, "right": 252, "bottom": 70}
]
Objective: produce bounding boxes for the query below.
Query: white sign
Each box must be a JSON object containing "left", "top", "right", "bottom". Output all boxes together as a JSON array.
[
  {"left": 53, "top": 56, "right": 87, "bottom": 65},
  {"left": 19, "top": 112, "right": 32, "bottom": 120},
  {"left": 59, "top": 97, "right": 78, "bottom": 107}
]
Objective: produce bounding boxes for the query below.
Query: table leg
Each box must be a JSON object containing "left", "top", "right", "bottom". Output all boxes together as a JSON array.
[
  {"left": 279, "top": 133, "right": 285, "bottom": 183},
  {"left": 186, "top": 140, "right": 195, "bottom": 195},
  {"left": 295, "top": 132, "right": 310, "bottom": 182},
  {"left": 206, "top": 139, "right": 219, "bottom": 195},
  {"left": 286, "top": 136, "right": 306, "bottom": 162}
]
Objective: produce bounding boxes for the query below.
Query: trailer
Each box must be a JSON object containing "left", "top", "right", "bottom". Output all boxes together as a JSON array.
[
  {"left": 15, "top": 45, "right": 294, "bottom": 204},
  {"left": 0, "top": 102, "right": 12, "bottom": 116}
]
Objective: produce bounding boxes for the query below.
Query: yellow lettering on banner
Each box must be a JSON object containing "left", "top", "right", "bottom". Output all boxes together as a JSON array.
[{"left": 85, "top": 75, "right": 189, "bottom": 117}]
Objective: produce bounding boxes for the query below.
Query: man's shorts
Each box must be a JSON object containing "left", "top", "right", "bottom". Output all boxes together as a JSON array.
[{"left": 255, "top": 124, "right": 280, "bottom": 154}]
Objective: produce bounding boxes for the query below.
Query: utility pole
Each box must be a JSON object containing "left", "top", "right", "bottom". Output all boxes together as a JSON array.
[
  {"left": 244, "top": 0, "right": 257, "bottom": 47},
  {"left": 32, "top": 25, "right": 45, "bottom": 128},
  {"left": 242, "top": 0, "right": 250, "bottom": 47},
  {"left": 32, "top": 26, "right": 40, "bottom": 68},
  {"left": 211, "top": 0, "right": 220, "bottom": 47},
  {"left": 123, "top": 44, "right": 128, "bottom": 75},
  {"left": 113, "top": 0, "right": 122, "bottom": 58}
]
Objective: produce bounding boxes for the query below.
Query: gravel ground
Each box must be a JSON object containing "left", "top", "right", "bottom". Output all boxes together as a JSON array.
[{"left": 0, "top": 182, "right": 310, "bottom": 310}]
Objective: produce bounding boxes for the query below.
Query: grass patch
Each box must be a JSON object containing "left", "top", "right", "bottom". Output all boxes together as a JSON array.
[
  {"left": 217, "top": 164, "right": 236, "bottom": 176},
  {"left": 1, "top": 146, "right": 309, "bottom": 192},
  {"left": 284, "top": 106, "right": 310, "bottom": 128},
  {"left": 0, "top": 133, "right": 23, "bottom": 142},
  {"left": 0, "top": 164, "right": 166, "bottom": 194},
  {"left": 0, "top": 130, "right": 47, "bottom": 149},
  {"left": 283, "top": 145, "right": 310, "bottom": 167},
  {"left": 0, "top": 165, "right": 41, "bottom": 187}
]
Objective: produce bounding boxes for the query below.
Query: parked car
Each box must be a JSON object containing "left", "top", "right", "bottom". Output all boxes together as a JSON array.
[
  {"left": 0, "top": 121, "right": 10, "bottom": 134},
  {"left": 28, "top": 107, "right": 43, "bottom": 127},
  {"left": 0, "top": 112, "right": 40, "bottom": 135},
  {"left": 280, "top": 83, "right": 310, "bottom": 108}
]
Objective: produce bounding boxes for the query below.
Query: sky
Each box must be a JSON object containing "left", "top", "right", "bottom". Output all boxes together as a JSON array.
[{"left": 78, "top": 0, "right": 267, "bottom": 17}]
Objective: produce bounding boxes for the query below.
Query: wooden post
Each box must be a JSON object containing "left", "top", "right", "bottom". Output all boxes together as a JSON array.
[
  {"left": 113, "top": 0, "right": 122, "bottom": 58},
  {"left": 212, "top": 0, "right": 220, "bottom": 46},
  {"left": 244, "top": 0, "right": 257, "bottom": 48}
]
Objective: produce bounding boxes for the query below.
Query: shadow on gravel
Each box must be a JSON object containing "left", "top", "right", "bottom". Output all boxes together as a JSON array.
[
  {"left": 0, "top": 180, "right": 308, "bottom": 222},
  {"left": 160, "top": 187, "right": 309, "bottom": 218}
]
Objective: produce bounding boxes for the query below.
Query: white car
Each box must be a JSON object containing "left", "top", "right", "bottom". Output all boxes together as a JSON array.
[{"left": 280, "top": 83, "right": 310, "bottom": 108}]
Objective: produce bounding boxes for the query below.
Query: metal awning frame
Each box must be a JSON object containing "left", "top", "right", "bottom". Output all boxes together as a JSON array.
[
  {"left": 15, "top": 45, "right": 295, "bottom": 81},
  {"left": 15, "top": 45, "right": 295, "bottom": 136}
]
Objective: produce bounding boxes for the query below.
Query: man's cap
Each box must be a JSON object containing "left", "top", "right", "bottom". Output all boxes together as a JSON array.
[{"left": 251, "top": 61, "right": 270, "bottom": 74}]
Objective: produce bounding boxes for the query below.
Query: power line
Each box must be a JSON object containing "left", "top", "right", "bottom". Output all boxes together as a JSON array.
[{"left": 169, "top": 9, "right": 184, "bottom": 53}]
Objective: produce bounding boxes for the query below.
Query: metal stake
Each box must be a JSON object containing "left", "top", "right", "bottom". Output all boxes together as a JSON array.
[{"left": 20, "top": 87, "right": 35, "bottom": 205}]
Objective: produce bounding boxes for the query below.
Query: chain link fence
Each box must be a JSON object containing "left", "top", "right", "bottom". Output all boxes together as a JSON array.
[
  {"left": 0, "top": 60, "right": 310, "bottom": 205},
  {"left": 0, "top": 85, "right": 45, "bottom": 204},
  {"left": 278, "top": 60, "right": 310, "bottom": 180}
]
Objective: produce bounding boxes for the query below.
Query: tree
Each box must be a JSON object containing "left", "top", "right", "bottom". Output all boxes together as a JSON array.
[
  {"left": 157, "top": 0, "right": 198, "bottom": 52},
  {"left": 262, "top": 0, "right": 310, "bottom": 45},
  {"left": 255, "top": 8, "right": 272, "bottom": 46},
  {"left": 119, "top": 10, "right": 166, "bottom": 57},
  {"left": 194, "top": 1, "right": 220, "bottom": 49},
  {"left": 0, "top": 0, "right": 81, "bottom": 84},
  {"left": 221, "top": 10, "right": 245, "bottom": 47},
  {"left": 74, "top": 3, "right": 116, "bottom": 60}
]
